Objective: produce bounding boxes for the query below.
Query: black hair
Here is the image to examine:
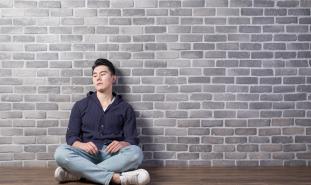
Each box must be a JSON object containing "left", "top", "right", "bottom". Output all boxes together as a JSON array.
[{"left": 92, "top": 58, "right": 116, "bottom": 75}]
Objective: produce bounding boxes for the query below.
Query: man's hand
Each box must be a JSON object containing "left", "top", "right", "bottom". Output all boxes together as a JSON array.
[
  {"left": 105, "top": 141, "right": 129, "bottom": 154},
  {"left": 73, "top": 141, "right": 98, "bottom": 155}
]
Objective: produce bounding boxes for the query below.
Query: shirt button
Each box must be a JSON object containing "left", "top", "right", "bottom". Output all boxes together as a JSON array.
[{"left": 101, "top": 125, "right": 104, "bottom": 128}]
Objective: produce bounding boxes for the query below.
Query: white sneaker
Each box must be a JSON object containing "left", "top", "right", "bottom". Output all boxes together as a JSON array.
[
  {"left": 121, "top": 169, "right": 150, "bottom": 185},
  {"left": 54, "top": 167, "right": 80, "bottom": 183}
]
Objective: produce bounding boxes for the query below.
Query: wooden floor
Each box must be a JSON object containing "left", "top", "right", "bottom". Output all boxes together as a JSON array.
[{"left": 0, "top": 167, "right": 310, "bottom": 185}]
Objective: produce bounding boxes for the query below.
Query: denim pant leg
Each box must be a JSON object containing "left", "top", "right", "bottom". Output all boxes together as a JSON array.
[
  {"left": 54, "top": 144, "right": 114, "bottom": 185},
  {"left": 97, "top": 145, "right": 144, "bottom": 173}
]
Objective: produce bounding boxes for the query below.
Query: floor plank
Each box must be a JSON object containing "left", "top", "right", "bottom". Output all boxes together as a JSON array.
[{"left": 0, "top": 167, "right": 310, "bottom": 185}]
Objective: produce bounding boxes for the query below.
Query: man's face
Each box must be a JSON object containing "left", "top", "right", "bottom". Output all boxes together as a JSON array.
[{"left": 92, "top": 65, "right": 116, "bottom": 93}]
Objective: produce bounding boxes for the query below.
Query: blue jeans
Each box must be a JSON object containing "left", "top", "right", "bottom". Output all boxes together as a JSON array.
[{"left": 54, "top": 144, "right": 144, "bottom": 185}]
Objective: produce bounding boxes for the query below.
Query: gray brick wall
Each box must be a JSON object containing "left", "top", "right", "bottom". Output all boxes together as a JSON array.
[{"left": 0, "top": 0, "right": 310, "bottom": 167}]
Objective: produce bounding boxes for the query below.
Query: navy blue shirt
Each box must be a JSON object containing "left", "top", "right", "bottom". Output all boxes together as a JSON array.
[{"left": 66, "top": 91, "right": 139, "bottom": 150}]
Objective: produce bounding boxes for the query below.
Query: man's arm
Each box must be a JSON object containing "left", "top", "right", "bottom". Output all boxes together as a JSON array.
[
  {"left": 66, "top": 102, "right": 98, "bottom": 155},
  {"left": 66, "top": 102, "right": 82, "bottom": 145},
  {"left": 122, "top": 106, "right": 139, "bottom": 145},
  {"left": 105, "top": 105, "right": 139, "bottom": 153}
]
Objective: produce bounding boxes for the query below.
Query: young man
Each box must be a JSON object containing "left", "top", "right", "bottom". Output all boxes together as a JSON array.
[{"left": 54, "top": 58, "right": 150, "bottom": 185}]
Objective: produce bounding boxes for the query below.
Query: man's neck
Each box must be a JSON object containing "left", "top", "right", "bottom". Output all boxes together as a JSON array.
[{"left": 96, "top": 91, "right": 113, "bottom": 104}]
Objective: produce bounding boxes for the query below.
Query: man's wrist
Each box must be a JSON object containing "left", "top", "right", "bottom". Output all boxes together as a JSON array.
[{"left": 73, "top": 141, "right": 81, "bottom": 147}]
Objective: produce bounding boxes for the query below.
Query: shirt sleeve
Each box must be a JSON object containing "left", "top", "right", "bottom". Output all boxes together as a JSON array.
[
  {"left": 66, "top": 102, "right": 82, "bottom": 146},
  {"left": 123, "top": 105, "right": 139, "bottom": 145}
]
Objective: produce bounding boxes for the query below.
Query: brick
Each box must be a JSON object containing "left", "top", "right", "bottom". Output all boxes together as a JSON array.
[
  {"left": 283, "top": 127, "right": 305, "bottom": 135},
  {"left": 96, "top": 26, "right": 119, "bottom": 34},
  {"left": 260, "top": 111, "right": 282, "bottom": 118},
  {"left": 171, "top": 9, "right": 192, "bottom": 16},
  {"left": 211, "top": 128, "right": 234, "bottom": 135},
  {"left": 133, "top": 18, "right": 154, "bottom": 25},
  {"left": 217, "top": 43, "right": 239, "bottom": 50},
  {"left": 182, "top": 0, "right": 204, "bottom": 7},
  {"left": 73, "top": 26, "right": 95, "bottom": 34},
  {"left": 288, "top": 9, "right": 310, "bottom": 16},
  {"left": 272, "top": 136, "right": 293, "bottom": 143},
  {"left": 252, "top": 52, "right": 273, "bottom": 59},
  {"left": 203, "top": 102, "right": 224, "bottom": 109},
  {"left": 188, "top": 128, "right": 210, "bottom": 135},
  {"left": 236, "top": 77, "right": 258, "bottom": 84},
  {"left": 177, "top": 137, "right": 200, "bottom": 144},
  {"left": 249, "top": 102, "right": 272, "bottom": 109},
  {"left": 153, "top": 136, "right": 176, "bottom": 144},
  {"left": 239, "top": 26, "right": 261, "bottom": 33},
  {"left": 263, "top": 43, "right": 285, "bottom": 50},
  {"left": 265, "top": 8, "right": 287, "bottom": 16},
  {"left": 181, "top": 51, "right": 203, "bottom": 58},
  {"left": 154, "top": 152, "right": 175, "bottom": 159},
  {"left": 252, "top": 17, "right": 274, "bottom": 24},
  {"left": 166, "top": 111, "right": 187, "bottom": 118},
  {"left": 225, "top": 152, "right": 247, "bottom": 159},
  {"left": 295, "top": 136, "right": 311, "bottom": 143},
  {"left": 218, "top": 8, "right": 239, "bottom": 16},
  {"left": 202, "top": 136, "right": 224, "bottom": 144},
  {"left": 24, "top": 145, "right": 46, "bottom": 152},
  {"left": 134, "top": 0, "right": 156, "bottom": 7},
  {"left": 214, "top": 111, "right": 236, "bottom": 118},
  {"left": 226, "top": 102, "right": 248, "bottom": 110},
  {"left": 203, "top": 85, "right": 225, "bottom": 93},
  {"left": 193, "top": 8, "right": 215, "bottom": 16},
  {"left": 276, "top": 17, "right": 297, "bottom": 24},
  {"left": 204, "top": 35, "right": 226, "bottom": 42},
  {"left": 159, "top": 1, "right": 181, "bottom": 8},
  {"left": 156, "top": 51, "right": 178, "bottom": 59},
  {"left": 225, "top": 136, "right": 247, "bottom": 144},
  {"left": 123, "top": 9, "right": 145, "bottom": 16},
  {"left": 206, "top": 0, "right": 228, "bottom": 7},
  {"left": 14, "top": 1, "right": 36, "bottom": 8},
  {"left": 177, "top": 153, "right": 199, "bottom": 160},
  {"left": 39, "top": 1, "right": 61, "bottom": 8},
  {"left": 145, "top": 43, "right": 167, "bottom": 50},
  {"left": 192, "top": 26, "right": 214, "bottom": 33},
  {"left": 0, "top": 145, "right": 23, "bottom": 153},
  {"left": 85, "top": 1, "right": 107, "bottom": 8},
  {"left": 283, "top": 144, "right": 306, "bottom": 152},
  {"left": 181, "top": 35, "right": 203, "bottom": 42},
  {"left": 249, "top": 136, "right": 269, "bottom": 143},
  {"left": 37, "top": 120, "right": 58, "bottom": 128},
  {"left": 272, "top": 118, "right": 294, "bottom": 127},
  {"left": 178, "top": 102, "right": 200, "bottom": 109},
  {"left": 146, "top": 9, "right": 168, "bottom": 16},
  {"left": 241, "top": 8, "right": 263, "bottom": 16},
  {"left": 283, "top": 110, "right": 305, "bottom": 118},
  {"left": 169, "top": 43, "right": 191, "bottom": 50},
  {"left": 205, "top": 18, "right": 226, "bottom": 25},
  {"left": 251, "top": 34, "right": 272, "bottom": 42},
  {"left": 273, "top": 102, "right": 294, "bottom": 109},
  {"left": 24, "top": 9, "right": 49, "bottom": 17},
  {"left": 167, "top": 144, "right": 187, "bottom": 151},
  {"left": 284, "top": 93, "right": 307, "bottom": 101},
  {"left": 235, "top": 128, "right": 257, "bottom": 135},
  {"left": 237, "top": 144, "right": 258, "bottom": 152},
  {"left": 50, "top": 9, "right": 73, "bottom": 17},
  {"left": 230, "top": 0, "right": 252, "bottom": 7},
  {"left": 157, "top": 17, "right": 179, "bottom": 25}
]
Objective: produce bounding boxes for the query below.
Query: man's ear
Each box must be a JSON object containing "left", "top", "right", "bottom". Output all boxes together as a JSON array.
[{"left": 112, "top": 75, "right": 117, "bottom": 84}]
